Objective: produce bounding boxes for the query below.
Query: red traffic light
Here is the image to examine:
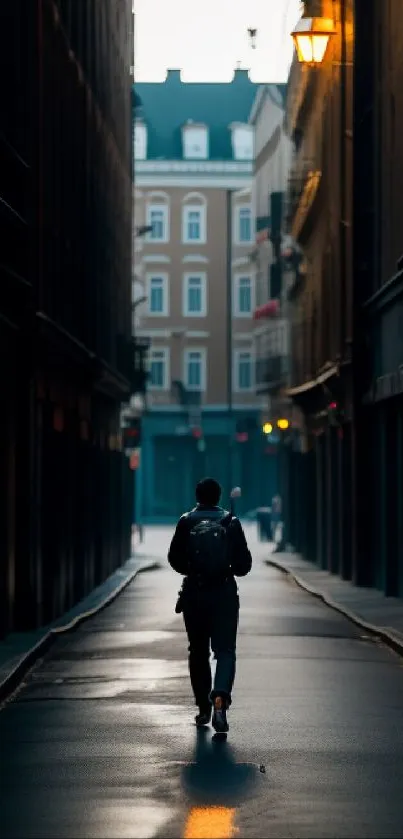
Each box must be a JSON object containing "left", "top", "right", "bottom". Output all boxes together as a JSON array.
[{"left": 192, "top": 427, "right": 202, "bottom": 439}]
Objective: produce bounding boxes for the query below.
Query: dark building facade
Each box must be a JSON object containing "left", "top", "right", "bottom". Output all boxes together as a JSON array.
[
  {"left": 353, "top": 0, "right": 403, "bottom": 595},
  {"left": 0, "top": 0, "right": 135, "bottom": 637},
  {"left": 286, "top": 0, "right": 403, "bottom": 598},
  {"left": 284, "top": 0, "right": 355, "bottom": 578}
]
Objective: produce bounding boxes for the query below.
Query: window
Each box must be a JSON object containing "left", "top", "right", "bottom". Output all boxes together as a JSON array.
[
  {"left": 149, "top": 348, "right": 169, "bottom": 390},
  {"left": 183, "top": 205, "right": 206, "bottom": 243},
  {"left": 182, "top": 125, "right": 209, "bottom": 159},
  {"left": 184, "top": 349, "right": 206, "bottom": 391},
  {"left": 234, "top": 350, "right": 254, "bottom": 391},
  {"left": 183, "top": 273, "right": 207, "bottom": 316},
  {"left": 231, "top": 125, "right": 254, "bottom": 160},
  {"left": 236, "top": 205, "right": 252, "bottom": 244},
  {"left": 234, "top": 274, "right": 253, "bottom": 316},
  {"left": 146, "top": 274, "right": 169, "bottom": 316},
  {"left": 134, "top": 123, "right": 147, "bottom": 160},
  {"left": 146, "top": 204, "right": 169, "bottom": 242}
]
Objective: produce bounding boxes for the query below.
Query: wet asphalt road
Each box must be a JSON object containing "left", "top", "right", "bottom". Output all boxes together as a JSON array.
[{"left": 2, "top": 528, "right": 403, "bottom": 838}]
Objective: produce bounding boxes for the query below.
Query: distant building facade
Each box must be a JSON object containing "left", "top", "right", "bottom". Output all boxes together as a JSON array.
[
  {"left": 133, "top": 69, "right": 279, "bottom": 520},
  {"left": 249, "top": 83, "right": 292, "bottom": 425}
]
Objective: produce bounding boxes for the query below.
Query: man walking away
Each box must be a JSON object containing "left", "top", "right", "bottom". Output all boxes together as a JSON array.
[{"left": 168, "top": 477, "right": 252, "bottom": 733}]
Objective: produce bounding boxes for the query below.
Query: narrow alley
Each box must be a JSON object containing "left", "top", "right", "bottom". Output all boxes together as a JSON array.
[{"left": 2, "top": 528, "right": 403, "bottom": 839}]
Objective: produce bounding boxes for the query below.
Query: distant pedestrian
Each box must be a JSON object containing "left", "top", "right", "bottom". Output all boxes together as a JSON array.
[
  {"left": 168, "top": 478, "right": 252, "bottom": 734},
  {"left": 271, "top": 494, "right": 282, "bottom": 540}
]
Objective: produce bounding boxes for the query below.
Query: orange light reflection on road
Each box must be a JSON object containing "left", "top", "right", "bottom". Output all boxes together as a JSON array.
[{"left": 184, "top": 807, "right": 236, "bottom": 839}]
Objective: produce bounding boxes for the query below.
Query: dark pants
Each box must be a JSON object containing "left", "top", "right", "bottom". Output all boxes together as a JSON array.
[{"left": 182, "top": 579, "right": 239, "bottom": 709}]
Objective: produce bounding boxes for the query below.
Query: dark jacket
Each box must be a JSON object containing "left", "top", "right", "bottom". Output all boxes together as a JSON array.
[{"left": 168, "top": 504, "right": 252, "bottom": 579}]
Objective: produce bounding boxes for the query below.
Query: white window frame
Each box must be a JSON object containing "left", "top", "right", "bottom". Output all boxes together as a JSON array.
[
  {"left": 182, "top": 126, "right": 209, "bottom": 159},
  {"left": 234, "top": 204, "right": 253, "bottom": 245},
  {"left": 233, "top": 349, "right": 255, "bottom": 392},
  {"left": 146, "top": 273, "right": 169, "bottom": 317},
  {"left": 182, "top": 204, "right": 206, "bottom": 244},
  {"left": 232, "top": 126, "right": 254, "bottom": 161},
  {"left": 148, "top": 347, "right": 170, "bottom": 391},
  {"left": 233, "top": 273, "right": 254, "bottom": 317},
  {"left": 183, "top": 272, "right": 207, "bottom": 317},
  {"left": 134, "top": 123, "right": 147, "bottom": 160},
  {"left": 146, "top": 204, "right": 169, "bottom": 243},
  {"left": 183, "top": 348, "right": 207, "bottom": 392}
]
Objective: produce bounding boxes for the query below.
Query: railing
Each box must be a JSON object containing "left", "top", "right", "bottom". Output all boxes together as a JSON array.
[
  {"left": 256, "top": 355, "right": 288, "bottom": 393},
  {"left": 117, "top": 335, "right": 150, "bottom": 394}
]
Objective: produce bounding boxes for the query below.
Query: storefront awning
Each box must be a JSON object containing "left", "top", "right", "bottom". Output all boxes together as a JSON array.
[
  {"left": 286, "top": 364, "right": 340, "bottom": 414},
  {"left": 253, "top": 300, "right": 280, "bottom": 320}
]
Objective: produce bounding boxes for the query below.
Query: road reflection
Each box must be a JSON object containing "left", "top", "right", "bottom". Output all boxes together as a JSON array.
[
  {"left": 181, "top": 728, "right": 257, "bottom": 837},
  {"left": 182, "top": 729, "right": 257, "bottom": 805},
  {"left": 184, "top": 805, "right": 236, "bottom": 839}
]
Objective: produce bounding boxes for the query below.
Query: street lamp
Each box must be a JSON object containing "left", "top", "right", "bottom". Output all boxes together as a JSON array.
[{"left": 291, "top": 17, "right": 335, "bottom": 65}]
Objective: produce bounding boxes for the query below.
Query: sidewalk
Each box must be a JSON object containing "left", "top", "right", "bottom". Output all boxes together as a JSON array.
[
  {"left": 0, "top": 534, "right": 162, "bottom": 702},
  {"left": 261, "top": 544, "right": 403, "bottom": 654}
]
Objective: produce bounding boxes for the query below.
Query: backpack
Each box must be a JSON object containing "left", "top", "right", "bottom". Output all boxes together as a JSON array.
[{"left": 187, "top": 512, "right": 232, "bottom": 584}]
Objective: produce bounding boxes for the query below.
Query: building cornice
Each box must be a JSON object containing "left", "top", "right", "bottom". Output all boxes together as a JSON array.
[
  {"left": 137, "top": 175, "right": 253, "bottom": 189},
  {"left": 136, "top": 160, "right": 253, "bottom": 175}
]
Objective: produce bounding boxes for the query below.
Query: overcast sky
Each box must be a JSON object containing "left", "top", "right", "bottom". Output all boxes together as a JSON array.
[{"left": 134, "top": 0, "right": 302, "bottom": 83}]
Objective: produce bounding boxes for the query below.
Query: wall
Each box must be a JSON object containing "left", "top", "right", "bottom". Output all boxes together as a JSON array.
[{"left": 135, "top": 183, "right": 259, "bottom": 408}]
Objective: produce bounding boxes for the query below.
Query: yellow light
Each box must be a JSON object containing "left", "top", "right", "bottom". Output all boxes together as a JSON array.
[
  {"left": 277, "top": 419, "right": 289, "bottom": 431},
  {"left": 263, "top": 422, "right": 273, "bottom": 434},
  {"left": 291, "top": 17, "right": 335, "bottom": 65},
  {"left": 184, "top": 807, "right": 236, "bottom": 839}
]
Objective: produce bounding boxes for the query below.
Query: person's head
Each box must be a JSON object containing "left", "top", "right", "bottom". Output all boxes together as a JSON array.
[{"left": 195, "top": 477, "right": 222, "bottom": 507}]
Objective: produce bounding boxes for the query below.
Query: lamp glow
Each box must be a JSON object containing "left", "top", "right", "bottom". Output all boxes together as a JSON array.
[{"left": 291, "top": 17, "right": 335, "bottom": 65}]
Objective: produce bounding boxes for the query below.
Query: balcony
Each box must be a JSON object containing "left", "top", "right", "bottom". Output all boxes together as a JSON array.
[
  {"left": 256, "top": 355, "right": 288, "bottom": 394},
  {"left": 117, "top": 335, "right": 150, "bottom": 394}
]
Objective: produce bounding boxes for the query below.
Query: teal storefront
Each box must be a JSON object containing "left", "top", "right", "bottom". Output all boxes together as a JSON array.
[{"left": 136, "top": 409, "right": 279, "bottom": 524}]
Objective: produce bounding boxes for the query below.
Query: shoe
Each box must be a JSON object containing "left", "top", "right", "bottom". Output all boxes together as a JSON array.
[
  {"left": 212, "top": 696, "right": 229, "bottom": 733},
  {"left": 195, "top": 706, "right": 212, "bottom": 727}
]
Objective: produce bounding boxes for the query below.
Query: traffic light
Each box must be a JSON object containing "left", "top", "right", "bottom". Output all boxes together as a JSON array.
[
  {"left": 263, "top": 422, "right": 273, "bottom": 435},
  {"left": 277, "top": 418, "right": 289, "bottom": 431},
  {"left": 123, "top": 417, "right": 142, "bottom": 448}
]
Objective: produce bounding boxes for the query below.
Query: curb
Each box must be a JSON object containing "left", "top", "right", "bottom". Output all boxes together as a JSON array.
[
  {"left": 0, "top": 559, "right": 160, "bottom": 706},
  {"left": 267, "top": 557, "right": 403, "bottom": 658}
]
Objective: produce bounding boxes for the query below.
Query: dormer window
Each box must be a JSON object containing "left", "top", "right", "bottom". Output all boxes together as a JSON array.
[
  {"left": 134, "top": 122, "right": 147, "bottom": 160},
  {"left": 230, "top": 123, "right": 254, "bottom": 161},
  {"left": 182, "top": 123, "right": 208, "bottom": 159}
]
